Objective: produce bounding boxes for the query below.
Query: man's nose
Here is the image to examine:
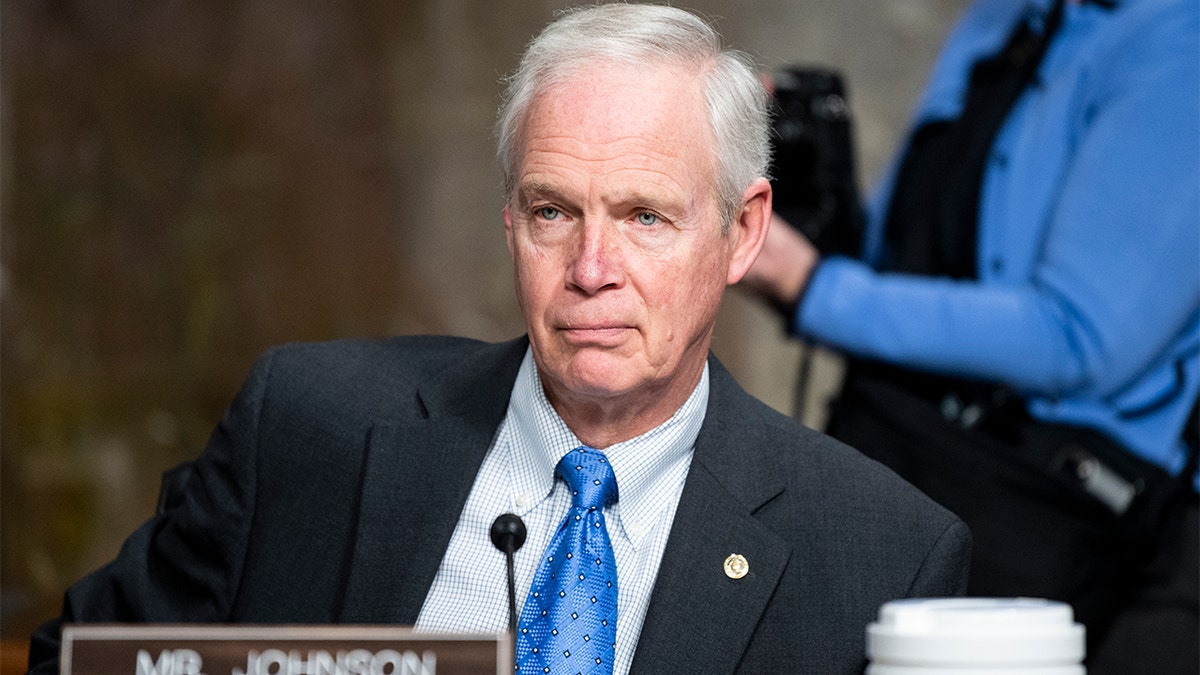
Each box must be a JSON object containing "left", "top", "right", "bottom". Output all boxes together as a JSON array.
[{"left": 568, "top": 219, "right": 624, "bottom": 295}]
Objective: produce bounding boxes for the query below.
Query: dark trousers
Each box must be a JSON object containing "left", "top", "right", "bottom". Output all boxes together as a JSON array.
[
  {"left": 827, "top": 368, "right": 1198, "bottom": 674},
  {"left": 1088, "top": 500, "right": 1198, "bottom": 673}
]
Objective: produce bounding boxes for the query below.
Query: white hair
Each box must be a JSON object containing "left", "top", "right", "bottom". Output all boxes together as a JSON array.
[{"left": 495, "top": 3, "right": 771, "bottom": 230}]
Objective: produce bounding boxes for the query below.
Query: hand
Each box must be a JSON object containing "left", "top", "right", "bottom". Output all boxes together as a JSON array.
[{"left": 739, "top": 213, "right": 821, "bottom": 311}]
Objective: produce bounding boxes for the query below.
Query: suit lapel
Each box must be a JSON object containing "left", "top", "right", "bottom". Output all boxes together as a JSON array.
[
  {"left": 339, "top": 338, "right": 528, "bottom": 624},
  {"left": 629, "top": 358, "right": 792, "bottom": 675}
]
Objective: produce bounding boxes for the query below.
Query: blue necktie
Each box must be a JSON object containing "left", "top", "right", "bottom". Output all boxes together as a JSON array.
[{"left": 516, "top": 447, "right": 619, "bottom": 675}]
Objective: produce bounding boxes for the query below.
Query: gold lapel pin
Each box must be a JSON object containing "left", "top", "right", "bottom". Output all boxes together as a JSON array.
[{"left": 724, "top": 553, "right": 749, "bottom": 579}]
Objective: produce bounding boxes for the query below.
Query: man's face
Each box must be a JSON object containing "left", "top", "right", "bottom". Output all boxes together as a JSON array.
[{"left": 505, "top": 62, "right": 763, "bottom": 418}]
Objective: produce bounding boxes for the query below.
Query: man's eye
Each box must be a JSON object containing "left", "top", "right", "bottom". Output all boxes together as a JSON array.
[
  {"left": 536, "top": 206, "right": 561, "bottom": 220},
  {"left": 636, "top": 212, "right": 659, "bottom": 226}
]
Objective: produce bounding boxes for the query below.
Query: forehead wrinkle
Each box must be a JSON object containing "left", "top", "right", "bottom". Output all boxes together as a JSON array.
[
  {"left": 521, "top": 164, "right": 694, "bottom": 218},
  {"left": 519, "top": 145, "right": 693, "bottom": 203},
  {"left": 525, "top": 133, "right": 691, "bottom": 167},
  {"left": 598, "top": 180, "right": 687, "bottom": 216},
  {"left": 592, "top": 153, "right": 708, "bottom": 220},
  {"left": 590, "top": 131, "right": 713, "bottom": 210},
  {"left": 589, "top": 143, "right": 701, "bottom": 206}
]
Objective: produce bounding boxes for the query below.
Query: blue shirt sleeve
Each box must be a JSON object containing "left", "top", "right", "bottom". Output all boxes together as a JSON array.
[{"left": 795, "top": 0, "right": 1199, "bottom": 472}]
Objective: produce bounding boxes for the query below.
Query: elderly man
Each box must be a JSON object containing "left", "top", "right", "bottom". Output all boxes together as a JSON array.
[{"left": 30, "top": 5, "right": 969, "bottom": 674}]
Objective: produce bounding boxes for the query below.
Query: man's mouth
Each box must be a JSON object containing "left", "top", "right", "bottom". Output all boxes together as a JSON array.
[{"left": 558, "top": 323, "right": 634, "bottom": 345}]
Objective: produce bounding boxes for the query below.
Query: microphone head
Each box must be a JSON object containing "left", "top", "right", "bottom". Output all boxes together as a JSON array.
[{"left": 490, "top": 513, "right": 528, "bottom": 553}]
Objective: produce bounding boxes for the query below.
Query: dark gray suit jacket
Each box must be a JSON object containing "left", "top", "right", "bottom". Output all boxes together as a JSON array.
[{"left": 31, "top": 335, "right": 970, "bottom": 674}]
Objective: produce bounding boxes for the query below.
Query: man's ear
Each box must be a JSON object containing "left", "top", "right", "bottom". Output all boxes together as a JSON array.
[
  {"left": 504, "top": 204, "right": 515, "bottom": 259},
  {"left": 726, "top": 178, "right": 772, "bottom": 285}
]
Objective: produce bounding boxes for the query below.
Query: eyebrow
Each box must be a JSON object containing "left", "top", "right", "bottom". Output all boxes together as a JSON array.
[
  {"left": 515, "top": 181, "right": 567, "bottom": 208},
  {"left": 604, "top": 188, "right": 680, "bottom": 216},
  {"left": 516, "top": 180, "right": 682, "bottom": 217}
]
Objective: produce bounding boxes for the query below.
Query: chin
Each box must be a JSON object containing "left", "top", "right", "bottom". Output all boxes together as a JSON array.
[{"left": 551, "top": 351, "right": 651, "bottom": 401}]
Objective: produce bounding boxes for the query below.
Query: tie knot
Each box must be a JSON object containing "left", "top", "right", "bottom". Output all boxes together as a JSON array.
[{"left": 557, "top": 446, "right": 617, "bottom": 510}]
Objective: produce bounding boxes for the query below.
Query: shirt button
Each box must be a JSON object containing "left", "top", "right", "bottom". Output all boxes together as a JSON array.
[
  {"left": 628, "top": 522, "right": 645, "bottom": 538},
  {"left": 516, "top": 494, "right": 531, "bottom": 508}
]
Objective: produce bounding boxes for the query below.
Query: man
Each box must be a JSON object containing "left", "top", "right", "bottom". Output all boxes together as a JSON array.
[{"left": 30, "top": 5, "right": 969, "bottom": 674}]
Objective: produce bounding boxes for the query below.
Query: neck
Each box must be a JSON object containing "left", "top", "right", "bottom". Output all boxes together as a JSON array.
[{"left": 542, "top": 363, "right": 705, "bottom": 449}]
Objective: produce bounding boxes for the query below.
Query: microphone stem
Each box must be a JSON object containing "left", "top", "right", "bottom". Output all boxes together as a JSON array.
[{"left": 505, "top": 547, "right": 518, "bottom": 634}]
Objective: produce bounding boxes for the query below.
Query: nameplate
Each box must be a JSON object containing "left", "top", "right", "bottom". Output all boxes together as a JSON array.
[{"left": 61, "top": 625, "right": 512, "bottom": 675}]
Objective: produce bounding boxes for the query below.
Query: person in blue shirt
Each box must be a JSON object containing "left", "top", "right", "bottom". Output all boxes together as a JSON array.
[{"left": 741, "top": 0, "right": 1198, "bottom": 671}]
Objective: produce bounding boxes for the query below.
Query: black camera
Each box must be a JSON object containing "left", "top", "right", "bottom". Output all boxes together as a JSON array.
[{"left": 768, "top": 67, "right": 865, "bottom": 258}]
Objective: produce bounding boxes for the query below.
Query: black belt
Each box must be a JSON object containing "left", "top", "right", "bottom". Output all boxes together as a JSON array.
[
  {"left": 841, "top": 359, "right": 1198, "bottom": 514},
  {"left": 845, "top": 359, "right": 1025, "bottom": 439}
]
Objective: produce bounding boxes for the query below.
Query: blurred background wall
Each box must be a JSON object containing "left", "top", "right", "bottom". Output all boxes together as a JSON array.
[{"left": 0, "top": 0, "right": 967, "bottom": 642}]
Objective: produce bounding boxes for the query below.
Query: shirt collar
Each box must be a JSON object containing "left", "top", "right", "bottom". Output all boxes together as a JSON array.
[{"left": 505, "top": 347, "right": 707, "bottom": 548}]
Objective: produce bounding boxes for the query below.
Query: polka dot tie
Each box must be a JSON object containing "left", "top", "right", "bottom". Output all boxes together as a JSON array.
[{"left": 515, "top": 447, "right": 619, "bottom": 675}]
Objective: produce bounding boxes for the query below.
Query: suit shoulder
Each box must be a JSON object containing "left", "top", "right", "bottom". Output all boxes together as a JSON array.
[
  {"left": 790, "top": 418, "right": 957, "bottom": 527},
  {"left": 733, "top": 395, "right": 970, "bottom": 589},
  {"left": 245, "top": 335, "right": 519, "bottom": 420},
  {"left": 720, "top": 382, "right": 962, "bottom": 535},
  {"left": 266, "top": 334, "right": 490, "bottom": 373}
]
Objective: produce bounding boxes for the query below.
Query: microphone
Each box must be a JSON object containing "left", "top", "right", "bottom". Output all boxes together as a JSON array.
[{"left": 490, "top": 513, "right": 527, "bottom": 634}]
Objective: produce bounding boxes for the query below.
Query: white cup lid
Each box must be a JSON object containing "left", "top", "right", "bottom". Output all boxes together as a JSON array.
[{"left": 867, "top": 598, "right": 1085, "bottom": 667}]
